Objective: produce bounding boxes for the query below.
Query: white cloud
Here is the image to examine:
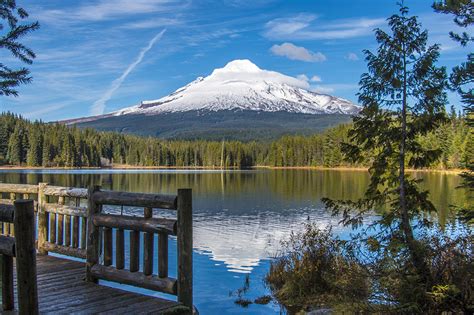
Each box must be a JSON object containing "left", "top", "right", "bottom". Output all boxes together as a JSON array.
[
  {"left": 311, "top": 75, "right": 322, "bottom": 82},
  {"left": 263, "top": 14, "right": 384, "bottom": 40},
  {"left": 296, "top": 74, "right": 309, "bottom": 82},
  {"left": 311, "top": 83, "right": 358, "bottom": 95},
  {"left": 346, "top": 53, "right": 359, "bottom": 61},
  {"left": 91, "top": 30, "right": 166, "bottom": 116},
  {"left": 270, "top": 43, "right": 326, "bottom": 62},
  {"left": 312, "top": 85, "right": 334, "bottom": 94}
]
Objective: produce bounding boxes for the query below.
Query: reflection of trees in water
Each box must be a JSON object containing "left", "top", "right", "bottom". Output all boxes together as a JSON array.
[{"left": 0, "top": 170, "right": 465, "bottom": 221}]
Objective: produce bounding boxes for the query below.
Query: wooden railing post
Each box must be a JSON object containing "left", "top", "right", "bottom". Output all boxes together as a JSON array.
[
  {"left": 86, "top": 185, "right": 101, "bottom": 283},
  {"left": 177, "top": 188, "right": 193, "bottom": 311},
  {"left": 37, "top": 183, "right": 48, "bottom": 255},
  {"left": 14, "top": 199, "right": 39, "bottom": 315},
  {"left": 1, "top": 253, "right": 14, "bottom": 311}
]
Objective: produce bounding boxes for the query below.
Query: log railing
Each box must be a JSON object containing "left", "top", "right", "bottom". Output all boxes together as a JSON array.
[
  {"left": 0, "top": 182, "right": 193, "bottom": 311},
  {"left": 86, "top": 187, "right": 193, "bottom": 310},
  {"left": 0, "top": 200, "right": 38, "bottom": 314},
  {"left": 37, "top": 183, "right": 88, "bottom": 258}
]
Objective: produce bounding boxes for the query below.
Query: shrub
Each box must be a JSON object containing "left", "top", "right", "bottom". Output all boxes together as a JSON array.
[{"left": 264, "top": 224, "right": 370, "bottom": 313}]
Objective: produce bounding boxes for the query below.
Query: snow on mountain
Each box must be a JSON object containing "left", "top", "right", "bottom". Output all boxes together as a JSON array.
[{"left": 113, "top": 59, "right": 360, "bottom": 116}]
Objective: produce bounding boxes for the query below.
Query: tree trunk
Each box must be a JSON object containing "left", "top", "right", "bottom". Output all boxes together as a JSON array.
[{"left": 400, "top": 44, "right": 429, "bottom": 283}]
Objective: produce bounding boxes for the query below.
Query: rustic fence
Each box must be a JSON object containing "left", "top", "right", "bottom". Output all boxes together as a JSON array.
[{"left": 0, "top": 182, "right": 193, "bottom": 311}]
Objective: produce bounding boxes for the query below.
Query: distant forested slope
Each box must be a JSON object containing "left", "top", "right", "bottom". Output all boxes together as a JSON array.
[{"left": 0, "top": 112, "right": 470, "bottom": 169}]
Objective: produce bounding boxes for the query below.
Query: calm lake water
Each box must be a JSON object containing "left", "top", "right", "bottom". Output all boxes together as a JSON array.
[{"left": 0, "top": 169, "right": 466, "bottom": 314}]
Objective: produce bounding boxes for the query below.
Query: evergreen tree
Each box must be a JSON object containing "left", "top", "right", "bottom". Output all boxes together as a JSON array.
[
  {"left": 0, "top": 0, "right": 39, "bottom": 96},
  {"left": 323, "top": 4, "right": 448, "bottom": 310},
  {"left": 434, "top": 0, "right": 473, "bottom": 222}
]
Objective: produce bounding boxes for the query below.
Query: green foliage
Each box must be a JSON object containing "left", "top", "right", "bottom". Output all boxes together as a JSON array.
[
  {"left": 264, "top": 224, "right": 370, "bottom": 314},
  {"left": 265, "top": 225, "right": 474, "bottom": 314},
  {"left": 0, "top": 112, "right": 470, "bottom": 169},
  {"left": 319, "top": 4, "right": 473, "bottom": 313},
  {"left": 0, "top": 0, "right": 39, "bottom": 97},
  {"left": 433, "top": 0, "right": 474, "bottom": 223}
]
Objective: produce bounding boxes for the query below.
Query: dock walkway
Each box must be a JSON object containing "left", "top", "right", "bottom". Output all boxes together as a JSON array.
[{"left": 12, "top": 255, "right": 181, "bottom": 314}]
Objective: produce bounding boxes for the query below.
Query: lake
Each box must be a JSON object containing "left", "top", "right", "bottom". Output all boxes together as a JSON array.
[{"left": 0, "top": 169, "right": 466, "bottom": 314}]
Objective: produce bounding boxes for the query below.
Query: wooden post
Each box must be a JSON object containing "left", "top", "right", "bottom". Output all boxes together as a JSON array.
[
  {"left": 1, "top": 254, "right": 14, "bottom": 311},
  {"left": 116, "top": 228, "right": 124, "bottom": 269},
  {"left": 81, "top": 217, "right": 87, "bottom": 249},
  {"left": 14, "top": 199, "right": 39, "bottom": 315},
  {"left": 9, "top": 193, "right": 15, "bottom": 236},
  {"left": 158, "top": 233, "right": 168, "bottom": 278},
  {"left": 143, "top": 207, "right": 154, "bottom": 276},
  {"left": 129, "top": 230, "right": 140, "bottom": 272},
  {"left": 72, "top": 198, "right": 80, "bottom": 248},
  {"left": 86, "top": 185, "right": 101, "bottom": 283},
  {"left": 37, "top": 183, "right": 48, "bottom": 255},
  {"left": 103, "top": 227, "right": 112, "bottom": 266},
  {"left": 177, "top": 189, "right": 193, "bottom": 310},
  {"left": 57, "top": 196, "right": 65, "bottom": 246}
]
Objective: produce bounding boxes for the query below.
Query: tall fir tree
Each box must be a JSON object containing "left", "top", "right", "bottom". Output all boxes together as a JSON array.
[
  {"left": 434, "top": 0, "right": 473, "bottom": 222},
  {"left": 0, "top": 0, "right": 39, "bottom": 97},
  {"left": 323, "top": 3, "right": 448, "bottom": 309}
]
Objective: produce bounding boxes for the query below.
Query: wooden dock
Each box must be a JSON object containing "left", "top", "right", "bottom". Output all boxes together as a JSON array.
[
  {"left": 11, "top": 255, "right": 182, "bottom": 314},
  {"left": 0, "top": 183, "right": 194, "bottom": 314}
]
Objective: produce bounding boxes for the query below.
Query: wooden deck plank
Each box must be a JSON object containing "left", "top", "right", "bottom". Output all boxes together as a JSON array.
[{"left": 10, "top": 255, "right": 182, "bottom": 314}]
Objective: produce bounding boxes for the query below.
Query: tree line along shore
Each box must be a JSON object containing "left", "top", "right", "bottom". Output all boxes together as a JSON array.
[{"left": 0, "top": 111, "right": 471, "bottom": 170}]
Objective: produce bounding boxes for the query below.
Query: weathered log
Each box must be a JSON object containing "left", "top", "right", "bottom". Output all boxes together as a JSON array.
[
  {"left": 14, "top": 199, "right": 39, "bottom": 315},
  {"left": 43, "top": 186, "right": 87, "bottom": 198},
  {"left": 116, "top": 228, "right": 125, "bottom": 269},
  {"left": 43, "top": 203, "right": 87, "bottom": 217},
  {"left": 177, "top": 188, "right": 193, "bottom": 309},
  {"left": 130, "top": 230, "right": 140, "bottom": 272},
  {"left": 92, "top": 214, "right": 177, "bottom": 235},
  {"left": 158, "top": 232, "right": 169, "bottom": 278},
  {"left": 42, "top": 242, "right": 87, "bottom": 259},
  {"left": 1, "top": 254, "right": 14, "bottom": 311},
  {"left": 0, "top": 183, "right": 38, "bottom": 194},
  {"left": 90, "top": 264, "right": 177, "bottom": 295},
  {"left": 92, "top": 190, "right": 177, "bottom": 210},
  {"left": 0, "top": 236, "right": 15, "bottom": 256},
  {"left": 86, "top": 185, "right": 101, "bottom": 283},
  {"left": 143, "top": 207, "right": 154, "bottom": 276}
]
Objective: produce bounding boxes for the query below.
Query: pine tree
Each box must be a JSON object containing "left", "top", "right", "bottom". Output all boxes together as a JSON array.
[
  {"left": 323, "top": 3, "right": 448, "bottom": 309},
  {"left": 0, "top": 0, "right": 39, "bottom": 97}
]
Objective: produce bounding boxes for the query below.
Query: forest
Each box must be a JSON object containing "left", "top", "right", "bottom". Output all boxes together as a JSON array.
[{"left": 0, "top": 110, "right": 471, "bottom": 169}]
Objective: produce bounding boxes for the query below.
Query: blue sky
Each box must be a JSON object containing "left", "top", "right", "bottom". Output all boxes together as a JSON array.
[{"left": 1, "top": 0, "right": 471, "bottom": 121}]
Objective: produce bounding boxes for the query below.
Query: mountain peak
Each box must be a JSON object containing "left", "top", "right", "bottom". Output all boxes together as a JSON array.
[
  {"left": 219, "top": 59, "right": 261, "bottom": 73},
  {"left": 114, "top": 59, "right": 360, "bottom": 116}
]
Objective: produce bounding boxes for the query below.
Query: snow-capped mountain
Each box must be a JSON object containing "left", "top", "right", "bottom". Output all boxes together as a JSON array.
[
  {"left": 113, "top": 59, "right": 359, "bottom": 116},
  {"left": 66, "top": 60, "right": 359, "bottom": 140}
]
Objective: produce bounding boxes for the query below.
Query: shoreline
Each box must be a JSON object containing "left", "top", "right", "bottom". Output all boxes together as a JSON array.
[{"left": 0, "top": 165, "right": 465, "bottom": 174}]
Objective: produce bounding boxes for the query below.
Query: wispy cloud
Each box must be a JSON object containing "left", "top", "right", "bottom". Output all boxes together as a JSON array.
[
  {"left": 91, "top": 29, "right": 166, "bottom": 116},
  {"left": 263, "top": 14, "right": 384, "bottom": 40},
  {"left": 270, "top": 42, "right": 326, "bottom": 62},
  {"left": 346, "top": 52, "right": 359, "bottom": 61},
  {"left": 121, "top": 18, "right": 182, "bottom": 29},
  {"left": 38, "top": 0, "right": 187, "bottom": 24}
]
